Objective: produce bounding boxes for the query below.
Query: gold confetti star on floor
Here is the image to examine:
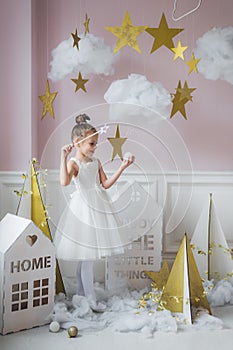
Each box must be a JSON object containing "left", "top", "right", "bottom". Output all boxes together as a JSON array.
[
  {"left": 71, "top": 72, "right": 89, "bottom": 92},
  {"left": 186, "top": 52, "right": 201, "bottom": 74},
  {"left": 107, "top": 124, "right": 127, "bottom": 161},
  {"left": 171, "top": 40, "right": 188, "bottom": 60},
  {"left": 146, "top": 13, "right": 184, "bottom": 53},
  {"left": 105, "top": 10, "right": 148, "bottom": 53},
  {"left": 71, "top": 28, "right": 81, "bottom": 49},
  {"left": 39, "top": 80, "right": 58, "bottom": 120}
]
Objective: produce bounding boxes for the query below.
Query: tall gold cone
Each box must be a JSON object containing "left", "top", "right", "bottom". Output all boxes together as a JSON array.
[
  {"left": 31, "top": 162, "right": 66, "bottom": 295},
  {"left": 159, "top": 239, "right": 184, "bottom": 313},
  {"left": 186, "top": 236, "right": 211, "bottom": 314},
  {"left": 159, "top": 234, "right": 211, "bottom": 320}
]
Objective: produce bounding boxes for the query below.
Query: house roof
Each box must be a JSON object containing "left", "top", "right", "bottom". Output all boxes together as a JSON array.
[{"left": 0, "top": 213, "right": 38, "bottom": 253}]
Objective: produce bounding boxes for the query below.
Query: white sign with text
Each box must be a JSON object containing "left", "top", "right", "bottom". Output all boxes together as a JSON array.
[{"left": 106, "top": 181, "right": 162, "bottom": 290}]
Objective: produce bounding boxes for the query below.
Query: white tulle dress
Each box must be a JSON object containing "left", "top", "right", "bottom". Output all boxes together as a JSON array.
[{"left": 54, "top": 157, "right": 125, "bottom": 261}]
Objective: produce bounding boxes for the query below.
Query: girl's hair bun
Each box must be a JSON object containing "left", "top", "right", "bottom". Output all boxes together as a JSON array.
[{"left": 75, "top": 114, "right": 90, "bottom": 124}]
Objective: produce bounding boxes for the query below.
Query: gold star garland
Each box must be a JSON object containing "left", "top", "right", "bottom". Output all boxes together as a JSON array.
[
  {"left": 107, "top": 124, "right": 127, "bottom": 161},
  {"left": 39, "top": 80, "right": 58, "bottom": 120},
  {"left": 71, "top": 28, "right": 81, "bottom": 49},
  {"left": 171, "top": 40, "right": 188, "bottom": 60},
  {"left": 170, "top": 80, "right": 196, "bottom": 119},
  {"left": 146, "top": 13, "right": 184, "bottom": 53},
  {"left": 83, "top": 13, "right": 90, "bottom": 35},
  {"left": 105, "top": 10, "right": 148, "bottom": 53},
  {"left": 71, "top": 72, "right": 89, "bottom": 92},
  {"left": 186, "top": 52, "right": 201, "bottom": 74}
]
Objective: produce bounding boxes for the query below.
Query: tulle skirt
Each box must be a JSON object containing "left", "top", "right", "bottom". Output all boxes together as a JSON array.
[{"left": 54, "top": 186, "right": 125, "bottom": 260}]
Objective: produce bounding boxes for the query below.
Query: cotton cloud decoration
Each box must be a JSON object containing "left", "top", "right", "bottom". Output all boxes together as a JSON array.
[
  {"left": 104, "top": 74, "right": 172, "bottom": 124},
  {"left": 48, "top": 33, "right": 118, "bottom": 82},
  {"left": 195, "top": 27, "right": 233, "bottom": 85}
]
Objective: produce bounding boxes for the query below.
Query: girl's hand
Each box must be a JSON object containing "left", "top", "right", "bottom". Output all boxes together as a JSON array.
[
  {"left": 120, "top": 155, "right": 135, "bottom": 170},
  {"left": 61, "top": 143, "right": 74, "bottom": 158}
]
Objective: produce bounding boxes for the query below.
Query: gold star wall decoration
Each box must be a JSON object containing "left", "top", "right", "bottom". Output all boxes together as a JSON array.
[
  {"left": 177, "top": 81, "right": 196, "bottom": 101},
  {"left": 171, "top": 40, "right": 188, "bottom": 60},
  {"left": 71, "top": 72, "right": 89, "bottom": 93},
  {"left": 144, "top": 260, "right": 170, "bottom": 290},
  {"left": 146, "top": 13, "right": 184, "bottom": 53},
  {"left": 71, "top": 28, "right": 81, "bottom": 49},
  {"left": 39, "top": 80, "right": 58, "bottom": 120},
  {"left": 170, "top": 80, "right": 196, "bottom": 119},
  {"left": 186, "top": 52, "right": 201, "bottom": 74},
  {"left": 83, "top": 13, "right": 90, "bottom": 35},
  {"left": 105, "top": 10, "right": 148, "bottom": 53},
  {"left": 107, "top": 124, "right": 127, "bottom": 161}
]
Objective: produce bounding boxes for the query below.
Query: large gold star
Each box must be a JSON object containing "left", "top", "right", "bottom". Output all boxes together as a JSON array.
[
  {"left": 186, "top": 52, "right": 201, "bottom": 74},
  {"left": 39, "top": 80, "right": 58, "bottom": 120},
  {"left": 71, "top": 28, "right": 81, "bottom": 50},
  {"left": 144, "top": 260, "right": 170, "bottom": 290},
  {"left": 105, "top": 10, "right": 148, "bottom": 53},
  {"left": 83, "top": 13, "right": 90, "bottom": 35},
  {"left": 71, "top": 72, "right": 89, "bottom": 93},
  {"left": 107, "top": 124, "right": 127, "bottom": 161},
  {"left": 146, "top": 13, "right": 184, "bottom": 53},
  {"left": 177, "top": 81, "right": 196, "bottom": 101},
  {"left": 171, "top": 40, "right": 188, "bottom": 60},
  {"left": 170, "top": 80, "right": 189, "bottom": 119}
]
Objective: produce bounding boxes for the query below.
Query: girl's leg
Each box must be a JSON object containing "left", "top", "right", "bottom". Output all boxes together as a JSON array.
[
  {"left": 80, "top": 260, "right": 96, "bottom": 300},
  {"left": 80, "top": 260, "right": 106, "bottom": 312},
  {"left": 76, "top": 261, "right": 85, "bottom": 296}
]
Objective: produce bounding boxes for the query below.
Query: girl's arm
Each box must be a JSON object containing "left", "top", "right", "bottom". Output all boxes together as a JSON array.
[
  {"left": 60, "top": 144, "right": 79, "bottom": 186},
  {"left": 98, "top": 156, "right": 135, "bottom": 189}
]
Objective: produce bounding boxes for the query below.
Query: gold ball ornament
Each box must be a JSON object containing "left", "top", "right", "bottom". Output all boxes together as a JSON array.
[{"left": 68, "top": 326, "right": 78, "bottom": 338}]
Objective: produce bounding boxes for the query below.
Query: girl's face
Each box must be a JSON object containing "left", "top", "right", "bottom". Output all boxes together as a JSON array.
[{"left": 76, "top": 132, "right": 98, "bottom": 159}]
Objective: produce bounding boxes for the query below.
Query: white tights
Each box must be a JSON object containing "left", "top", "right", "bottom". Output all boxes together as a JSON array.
[{"left": 76, "top": 260, "right": 96, "bottom": 301}]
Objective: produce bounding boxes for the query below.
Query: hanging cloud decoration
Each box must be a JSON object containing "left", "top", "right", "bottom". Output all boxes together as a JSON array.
[
  {"left": 104, "top": 74, "right": 172, "bottom": 124},
  {"left": 195, "top": 27, "right": 233, "bottom": 85},
  {"left": 48, "top": 33, "right": 118, "bottom": 82}
]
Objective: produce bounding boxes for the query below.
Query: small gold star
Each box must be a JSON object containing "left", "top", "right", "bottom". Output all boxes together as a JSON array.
[
  {"left": 146, "top": 13, "right": 184, "bottom": 53},
  {"left": 71, "top": 28, "right": 81, "bottom": 49},
  {"left": 186, "top": 52, "right": 201, "bottom": 74},
  {"left": 107, "top": 124, "right": 127, "bottom": 161},
  {"left": 83, "top": 13, "right": 90, "bottom": 35},
  {"left": 105, "top": 10, "right": 148, "bottom": 53},
  {"left": 71, "top": 72, "right": 89, "bottom": 92},
  {"left": 39, "top": 80, "right": 58, "bottom": 120},
  {"left": 171, "top": 40, "right": 188, "bottom": 60}
]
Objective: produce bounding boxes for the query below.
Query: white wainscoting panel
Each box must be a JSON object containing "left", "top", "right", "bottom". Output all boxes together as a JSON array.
[{"left": 1, "top": 170, "right": 233, "bottom": 268}]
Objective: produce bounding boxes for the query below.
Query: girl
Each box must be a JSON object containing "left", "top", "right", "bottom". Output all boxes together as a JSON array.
[{"left": 54, "top": 114, "right": 134, "bottom": 311}]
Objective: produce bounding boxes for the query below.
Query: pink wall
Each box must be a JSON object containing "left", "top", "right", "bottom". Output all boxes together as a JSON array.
[
  {"left": 1, "top": 0, "right": 233, "bottom": 172},
  {"left": 0, "top": 0, "right": 32, "bottom": 171}
]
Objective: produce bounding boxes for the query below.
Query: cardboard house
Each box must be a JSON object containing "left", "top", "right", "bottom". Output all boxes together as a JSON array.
[{"left": 0, "top": 213, "right": 56, "bottom": 335}]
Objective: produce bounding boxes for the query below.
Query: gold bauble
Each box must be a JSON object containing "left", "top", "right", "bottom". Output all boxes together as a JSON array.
[{"left": 68, "top": 326, "right": 78, "bottom": 338}]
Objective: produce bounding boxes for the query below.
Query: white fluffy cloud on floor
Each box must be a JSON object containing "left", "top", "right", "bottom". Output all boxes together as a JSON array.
[
  {"left": 195, "top": 27, "right": 233, "bottom": 85},
  {"left": 104, "top": 74, "right": 172, "bottom": 124},
  {"left": 48, "top": 33, "right": 118, "bottom": 82},
  {"left": 49, "top": 281, "right": 230, "bottom": 335}
]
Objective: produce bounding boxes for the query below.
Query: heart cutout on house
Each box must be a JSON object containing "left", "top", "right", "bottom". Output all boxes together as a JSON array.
[{"left": 26, "top": 235, "right": 38, "bottom": 246}]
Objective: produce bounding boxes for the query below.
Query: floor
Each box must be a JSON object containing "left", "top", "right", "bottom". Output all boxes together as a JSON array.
[{"left": 1, "top": 305, "right": 233, "bottom": 350}]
